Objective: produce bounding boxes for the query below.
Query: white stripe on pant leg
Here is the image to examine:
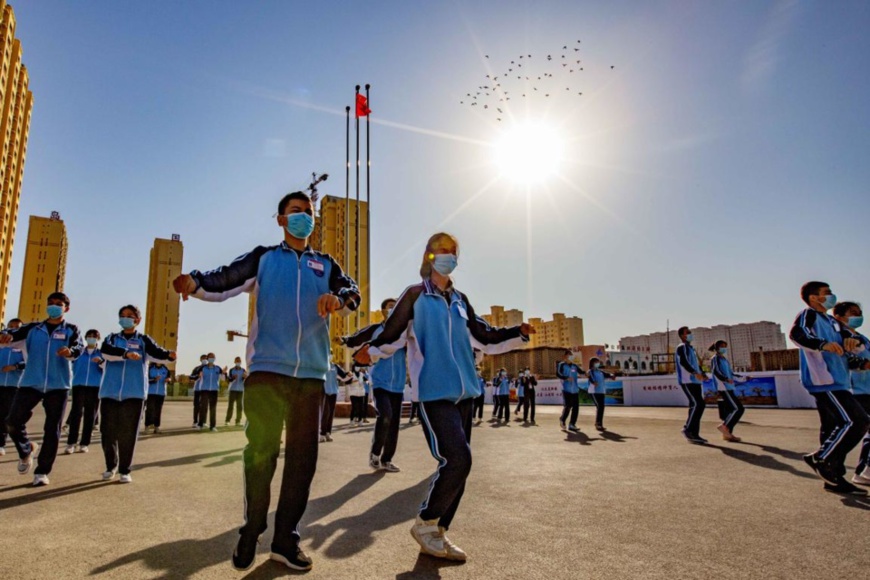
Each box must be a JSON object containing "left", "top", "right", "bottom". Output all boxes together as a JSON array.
[
  {"left": 682, "top": 385, "right": 697, "bottom": 430},
  {"left": 724, "top": 391, "right": 739, "bottom": 428},
  {"left": 819, "top": 391, "right": 854, "bottom": 461},
  {"left": 418, "top": 403, "right": 446, "bottom": 513}
]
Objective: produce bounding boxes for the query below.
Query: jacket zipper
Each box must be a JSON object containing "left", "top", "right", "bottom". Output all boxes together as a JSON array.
[{"left": 293, "top": 251, "right": 303, "bottom": 377}]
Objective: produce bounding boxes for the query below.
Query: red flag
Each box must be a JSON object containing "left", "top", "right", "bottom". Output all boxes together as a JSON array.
[{"left": 356, "top": 94, "right": 371, "bottom": 117}]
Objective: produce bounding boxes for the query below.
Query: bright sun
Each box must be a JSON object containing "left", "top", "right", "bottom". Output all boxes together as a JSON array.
[{"left": 493, "top": 123, "right": 565, "bottom": 185}]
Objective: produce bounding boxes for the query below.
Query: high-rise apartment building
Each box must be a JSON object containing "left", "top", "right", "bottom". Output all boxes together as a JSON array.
[
  {"left": 310, "top": 194, "right": 370, "bottom": 364},
  {"left": 482, "top": 306, "right": 525, "bottom": 328},
  {"left": 145, "top": 235, "right": 183, "bottom": 368},
  {"left": 480, "top": 306, "right": 583, "bottom": 350},
  {"left": 0, "top": 1, "right": 34, "bottom": 323},
  {"left": 619, "top": 321, "right": 787, "bottom": 371},
  {"left": 17, "top": 213, "right": 66, "bottom": 322}
]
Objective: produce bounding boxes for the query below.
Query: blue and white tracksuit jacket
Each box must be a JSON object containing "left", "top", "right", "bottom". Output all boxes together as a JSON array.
[
  {"left": 345, "top": 323, "right": 408, "bottom": 394},
  {"left": 148, "top": 364, "right": 170, "bottom": 397},
  {"left": 190, "top": 364, "right": 205, "bottom": 392},
  {"left": 556, "top": 362, "right": 583, "bottom": 394},
  {"left": 189, "top": 242, "right": 360, "bottom": 381},
  {"left": 366, "top": 279, "right": 528, "bottom": 403},
  {"left": 228, "top": 367, "right": 247, "bottom": 393},
  {"left": 587, "top": 368, "right": 608, "bottom": 394},
  {"left": 789, "top": 308, "right": 857, "bottom": 393},
  {"left": 198, "top": 365, "right": 223, "bottom": 392},
  {"left": 99, "top": 331, "right": 173, "bottom": 401},
  {"left": 516, "top": 379, "right": 524, "bottom": 398},
  {"left": 0, "top": 346, "right": 25, "bottom": 387},
  {"left": 846, "top": 331, "right": 870, "bottom": 396},
  {"left": 324, "top": 363, "right": 351, "bottom": 396},
  {"left": 72, "top": 348, "right": 103, "bottom": 388},
  {"left": 675, "top": 343, "right": 702, "bottom": 385},
  {"left": 710, "top": 355, "right": 742, "bottom": 392},
  {"left": 493, "top": 376, "right": 511, "bottom": 396},
  {"left": 6, "top": 320, "right": 83, "bottom": 392}
]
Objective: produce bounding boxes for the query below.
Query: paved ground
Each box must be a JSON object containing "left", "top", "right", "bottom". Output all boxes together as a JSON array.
[{"left": 0, "top": 401, "right": 867, "bottom": 579}]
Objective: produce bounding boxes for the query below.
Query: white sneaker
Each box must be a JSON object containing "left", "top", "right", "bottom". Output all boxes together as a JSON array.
[
  {"left": 319, "top": 435, "right": 327, "bottom": 443},
  {"left": 18, "top": 442, "right": 38, "bottom": 475},
  {"left": 78, "top": 446, "right": 89, "bottom": 453},
  {"left": 119, "top": 473, "right": 132, "bottom": 484},
  {"left": 210, "top": 427, "right": 218, "bottom": 432},
  {"left": 439, "top": 527, "right": 468, "bottom": 561},
  {"left": 65, "top": 445, "right": 75, "bottom": 455},
  {"left": 369, "top": 453, "right": 381, "bottom": 470},
  {"left": 852, "top": 469, "right": 870, "bottom": 486},
  {"left": 32, "top": 473, "right": 50, "bottom": 486},
  {"left": 325, "top": 433, "right": 333, "bottom": 442},
  {"left": 0, "top": 446, "right": 6, "bottom": 456},
  {"left": 410, "top": 516, "right": 447, "bottom": 558},
  {"left": 381, "top": 461, "right": 401, "bottom": 473},
  {"left": 102, "top": 469, "right": 117, "bottom": 481}
]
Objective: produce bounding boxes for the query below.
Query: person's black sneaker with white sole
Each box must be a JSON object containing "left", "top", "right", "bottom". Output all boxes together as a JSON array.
[
  {"left": 270, "top": 545, "right": 313, "bottom": 571},
  {"left": 807, "top": 456, "right": 841, "bottom": 486},
  {"left": 824, "top": 479, "right": 868, "bottom": 496},
  {"left": 231, "top": 534, "right": 259, "bottom": 571}
]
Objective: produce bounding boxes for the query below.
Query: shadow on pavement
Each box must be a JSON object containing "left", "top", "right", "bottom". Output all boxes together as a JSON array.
[
  {"left": 705, "top": 444, "right": 816, "bottom": 480},
  {"left": 839, "top": 495, "right": 870, "bottom": 511},
  {"left": 564, "top": 431, "right": 601, "bottom": 445},
  {"left": 132, "top": 447, "right": 244, "bottom": 470},
  {"left": 395, "top": 552, "right": 465, "bottom": 579},
  {"left": 0, "top": 480, "right": 107, "bottom": 510},
  {"left": 599, "top": 430, "right": 637, "bottom": 443},
  {"left": 90, "top": 526, "right": 238, "bottom": 578},
  {"left": 303, "top": 476, "right": 430, "bottom": 558},
  {"left": 738, "top": 441, "right": 807, "bottom": 462}
]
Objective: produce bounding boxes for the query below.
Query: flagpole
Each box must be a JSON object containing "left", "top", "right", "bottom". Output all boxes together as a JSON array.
[
  {"left": 365, "top": 83, "right": 371, "bottom": 331},
  {"left": 344, "top": 105, "right": 351, "bottom": 363},
  {"left": 355, "top": 85, "right": 361, "bottom": 333}
]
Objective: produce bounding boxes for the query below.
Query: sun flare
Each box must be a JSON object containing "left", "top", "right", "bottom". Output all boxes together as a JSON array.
[{"left": 493, "top": 123, "right": 565, "bottom": 185}]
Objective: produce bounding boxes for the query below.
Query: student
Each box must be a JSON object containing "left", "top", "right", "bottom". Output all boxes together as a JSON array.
[
  {"left": 675, "top": 327, "right": 709, "bottom": 444},
  {"left": 189, "top": 354, "right": 207, "bottom": 428},
  {"left": 226, "top": 357, "right": 247, "bottom": 427},
  {"left": 1, "top": 292, "right": 82, "bottom": 486},
  {"left": 491, "top": 368, "right": 510, "bottom": 424},
  {"left": 173, "top": 189, "right": 360, "bottom": 571},
  {"left": 346, "top": 364, "right": 368, "bottom": 426},
  {"left": 520, "top": 368, "right": 538, "bottom": 424},
  {"left": 514, "top": 373, "right": 525, "bottom": 418},
  {"left": 345, "top": 298, "right": 407, "bottom": 472},
  {"left": 0, "top": 318, "right": 24, "bottom": 457},
  {"left": 321, "top": 362, "right": 350, "bottom": 442},
  {"left": 490, "top": 376, "right": 501, "bottom": 422},
  {"left": 99, "top": 305, "right": 175, "bottom": 483},
  {"left": 556, "top": 350, "right": 584, "bottom": 432},
  {"left": 66, "top": 329, "right": 104, "bottom": 453},
  {"left": 709, "top": 341, "right": 747, "bottom": 442},
  {"left": 354, "top": 232, "right": 533, "bottom": 561},
  {"left": 362, "top": 368, "right": 372, "bottom": 424},
  {"left": 789, "top": 282, "right": 870, "bottom": 495},
  {"left": 145, "top": 362, "right": 170, "bottom": 434},
  {"left": 586, "top": 358, "right": 616, "bottom": 431},
  {"left": 197, "top": 353, "right": 223, "bottom": 431},
  {"left": 830, "top": 301, "right": 870, "bottom": 486},
  {"left": 473, "top": 370, "right": 486, "bottom": 424}
]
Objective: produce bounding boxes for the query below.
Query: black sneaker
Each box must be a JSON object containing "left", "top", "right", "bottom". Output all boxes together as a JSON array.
[
  {"left": 232, "top": 534, "right": 259, "bottom": 571},
  {"left": 806, "top": 455, "right": 840, "bottom": 486},
  {"left": 824, "top": 479, "right": 868, "bottom": 496},
  {"left": 270, "top": 545, "right": 313, "bottom": 571}
]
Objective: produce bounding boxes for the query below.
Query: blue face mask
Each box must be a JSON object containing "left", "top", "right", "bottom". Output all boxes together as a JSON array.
[
  {"left": 86, "top": 337, "right": 98, "bottom": 347},
  {"left": 285, "top": 212, "right": 315, "bottom": 239},
  {"left": 592, "top": 363, "right": 600, "bottom": 369},
  {"left": 208, "top": 357, "right": 216, "bottom": 364},
  {"left": 432, "top": 254, "right": 458, "bottom": 276},
  {"left": 821, "top": 293, "right": 837, "bottom": 311},
  {"left": 848, "top": 316, "right": 864, "bottom": 329},
  {"left": 119, "top": 317, "right": 136, "bottom": 330},
  {"left": 47, "top": 305, "right": 64, "bottom": 319},
  {"left": 686, "top": 333, "right": 694, "bottom": 343},
  {"left": 718, "top": 347, "right": 728, "bottom": 355}
]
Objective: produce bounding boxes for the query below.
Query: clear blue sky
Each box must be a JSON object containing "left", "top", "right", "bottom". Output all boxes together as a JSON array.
[{"left": 9, "top": 1, "right": 870, "bottom": 372}]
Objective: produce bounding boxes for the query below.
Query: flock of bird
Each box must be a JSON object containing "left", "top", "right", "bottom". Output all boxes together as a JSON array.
[{"left": 460, "top": 40, "right": 614, "bottom": 121}]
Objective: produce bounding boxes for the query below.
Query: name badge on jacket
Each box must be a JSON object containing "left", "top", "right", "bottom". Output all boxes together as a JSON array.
[
  {"left": 52, "top": 331, "right": 66, "bottom": 340},
  {"left": 307, "top": 259, "right": 325, "bottom": 277},
  {"left": 126, "top": 340, "right": 141, "bottom": 350}
]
